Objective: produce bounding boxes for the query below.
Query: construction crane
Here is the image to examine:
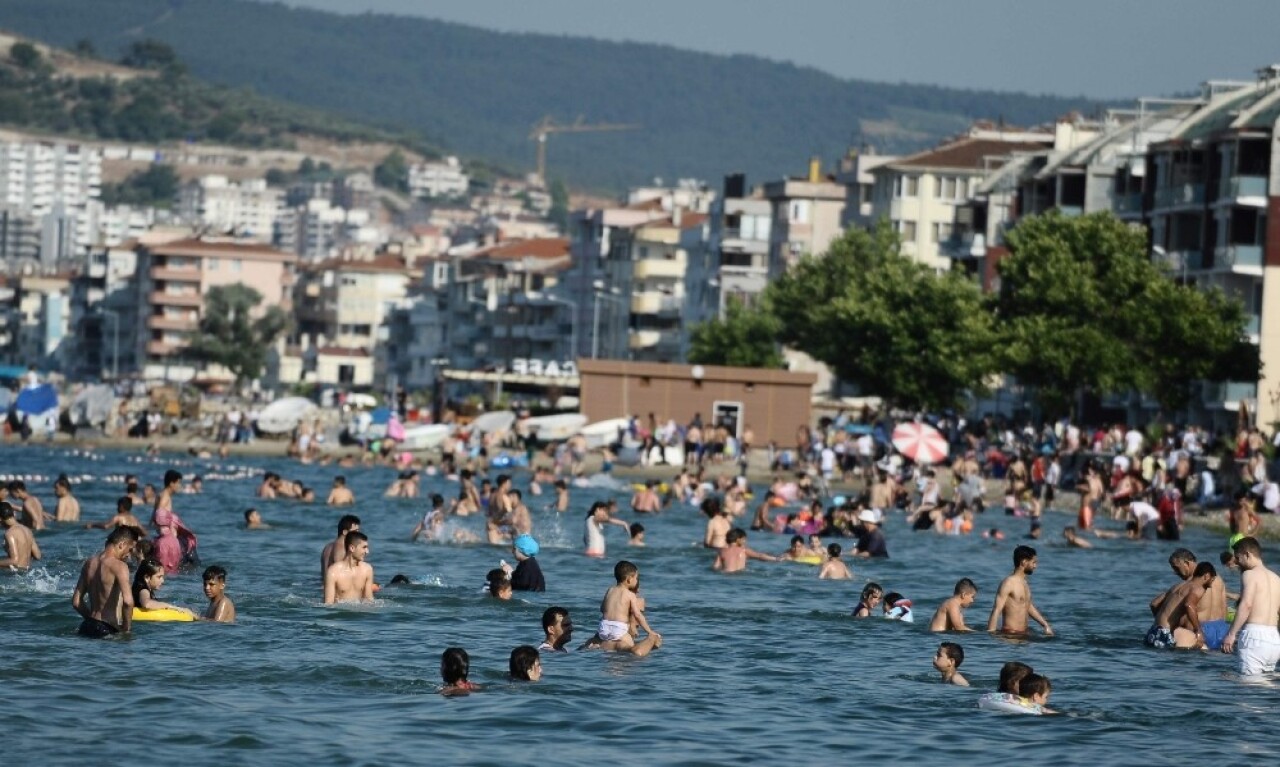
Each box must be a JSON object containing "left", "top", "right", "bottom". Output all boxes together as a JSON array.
[{"left": 530, "top": 115, "right": 639, "bottom": 186}]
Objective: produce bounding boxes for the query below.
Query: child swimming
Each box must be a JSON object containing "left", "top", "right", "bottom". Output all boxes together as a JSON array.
[
  {"left": 854, "top": 582, "right": 884, "bottom": 618},
  {"left": 132, "top": 559, "right": 195, "bottom": 617},
  {"left": 441, "top": 647, "right": 480, "bottom": 694},
  {"left": 933, "top": 642, "right": 968, "bottom": 686}
]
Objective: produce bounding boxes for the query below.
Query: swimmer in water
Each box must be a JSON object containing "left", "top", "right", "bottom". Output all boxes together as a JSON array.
[
  {"left": 327, "top": 476, "right": 355, "bottom": 506},
  {"left": 778, "top": 535, "right": 810, "bottom": 562},
  {"left": 84, "top": 496, "right": 142, "bottom": 531},
  {"left": 817, "top": 543, "right": 853, "bottom": 580},
  {"left": 323, "top": 531, "right": 374, "bottom": 604},
  {"left": 713, "top": 528, "right": 780, "bottom": 573},
  {"left": 1221, "top": 536, "right": 1280, "bottom": 676},
  {"left": 0, "top": 503, "right": 41, "bottom": 569},
  {"left": 629, "top": 523, "right": 646, "bottom": 547},
  {"left": 586, "top": 561, "right": 661, "bottom": 656},
  {"left": 1063, "top": 526, "right": 1092, "bottom": 549},
  {"left": 853, "top": 583, "right": 883, "bottom": 618},
  {"left": 930, "top": 578, "right": 978, "bottom": 632},
  {"left": 933, "top": 641, "right": 968, "bottom": 686},
  {"left": 132, "top": 558, "right": 195, "bottom": 617},
  {"left": 441, "top": 647, "right": 479, "bottom": 694},
  {"left": 53, "top": 477, "right": 81, "bottom": 523},
  {"left": 321, "top": 514, "right": 361, "bottom": 581},
  {"left": 986, "top": 545, "right": 1053, "bottom": 636},
  {"left": 244, "top": 508, "right": 270, "bottom": 530}
]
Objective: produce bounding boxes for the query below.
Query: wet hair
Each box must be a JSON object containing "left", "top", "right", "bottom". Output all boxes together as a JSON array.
[
  {"left": 132, "top": 559, "right": 165, "bottom": 602},
  {"left": 542, "top": 606, "right": 569, "bottom": 631},
  {"left": 998, "top": 662, "right": 1033, "bottom": 695},
  {"left": 243, "top": 508, "right": 257, "bottom": 522},
  {"left": 954, "top": 578, "right": 978, "bottom": 596},
  {"left": 827, "top": 543, "right": 842, "bottom": 558},
  {"left": 1169, "top": 548, "right": 1196, "bottom": 566},
  {"left": 1233, "top": 536, "right": 1262, "bottom": 559},
  {"left": 586, "top": 501, "right": 607, "bottom": 518},
  {"left": 0, "top": 505, "right": 12, "bottom": 522},
  {"left": 1193, "top": 561, "right": 1217, "bottom": 580},
  {"left": 441, "top": 647, "right": 470, "bottom": 684},
  {"left": 629, "top": 523, "right": 644, "bottom": 537},
  {"left": 884, "top": 592, "right": 904, "bottom": 606},
  {"left": 334, "top": 475, "right": 347, "bottom": 486},
  {"left": 55, "top": 476, "right": 70, "bottom": 489},
  {"left": 431, "top": 494, "right": 445, "bottom": 509},
  {"left": 725, "top": 528, "right": 747, "bottom": 545},
  {"left": 388, "top": 574, "right": 411, "bottom": 585},
  {"left": 701, "top": 497, "right": 723, "bottom": 518},
  {"left": 1013, "top": 545, "right": 1037, "bottom": 568},
  {"left": 789, "top": 535, "right": 805, "bottom": 548},
  {"left": 861, "top": 582, "right": 883, "bottom": 602},
  {"left": 345, "top": 530, "right": 368, "bottom": 549},
  {"left": 117, "top": 496, "right": 133, "bottom": 513},
  {"left": 495, "top": 474, "right": 511, "bottom": 487},
  {"left": 510, "top": 489, "right": 522, "bottom": 501},
  {"left": 938, "top": 641, "right": 964, "bottom": 667},
  {"left": 7, "top": 480, "right": 24, "bottom": 492},
  {"left": 486, "top": 568, "right": 511, "bottom": 596},
  {"left": 106, "top": 525, "right": 143, "bottom": 546},
  {"left": 134, "top": 538, "right": 154, "bottom": 560},
  {"left": 1021, "top": 673, "right": 1051, "bottom": 698},
  {"left": 613, "top": 560, "right": 638, "bottom": 583},
  {"left": 1220, "top": 551, "right": 1236, "bottom": 565},
  {"left": 202, "top": 565, "right": 227, "bottom": 583},
  {"left": 509, "top": 645, "right": 540, "bottom": 681},
  {"left": 338, "top": 514, "right": 361, "bottom": 533},
  {"left": 163, "top": 470, "right": 183, "bottom": 487}
]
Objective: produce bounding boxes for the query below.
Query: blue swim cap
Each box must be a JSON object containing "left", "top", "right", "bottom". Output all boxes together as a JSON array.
[{"left": 513, "top": 534, "right": 540, "bottom": 557}]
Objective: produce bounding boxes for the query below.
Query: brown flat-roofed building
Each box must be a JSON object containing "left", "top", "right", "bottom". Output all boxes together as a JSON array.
[{"left": 578, "top": 360, "right": 815, "bottom": 446}]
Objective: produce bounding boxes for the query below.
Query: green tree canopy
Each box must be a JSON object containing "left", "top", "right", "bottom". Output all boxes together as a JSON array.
[
  {"left": 548, "top": 179, "right": 570, "bottom": 230},
  {"left": 767, "top": 221, "right": 996, "bottom": 411},
  {"left": 101, "top": 164, "right": 179, "bottom": 208},
  {"left": 687, "top": 295, "right": 784, "bottom": 369},
  {"left": 9, "top": 42, "right": 42, "bottom": 69},
  {"left": 374, "top": 149, "right": 409, "bottom": 193},
  {"left": 187, "top": 284, "right": 289, "bottom": 384},
  {"left": 994, "top": 211, "right": 1259, "bottom": 415}
]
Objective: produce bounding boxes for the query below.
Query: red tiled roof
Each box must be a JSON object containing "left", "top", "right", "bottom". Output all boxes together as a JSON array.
[
  {"left": 148, "top": 237, "right": 296, "bottom": 261},
  {"left": 306, "top": 253, "right": 414, "bottom": 274},
  {"left": 474, "top": 237, "right": 570, "bottom": 261},
  {"left": 889, "top": 138, "right": 1052, "bottom": 171}
]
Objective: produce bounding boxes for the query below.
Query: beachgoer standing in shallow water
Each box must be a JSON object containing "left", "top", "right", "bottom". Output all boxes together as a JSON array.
[
  {"left": 53, "top": 477, "right": 81, "bottom": 523},
  {"left": 584, "top": 501, "right": 629, "bottom": 558},
  {"left": 587, "top": 561, "right": 661, "bottom": 656},
  {"left": 152, "top": 470, "right": 197, "bottom": 574},
  {"left": 987, "top": 545, "right": 1053, "bottom": 636},
  {"left": 324, "top": 530, "right": 374, "bottom": 604},
  {"left": 0, "top": 504, "right": 40, "bottom": 569},
  {"left": 1221, "top": 536, "right": 1280, "bottom": 675},
  {"left": 71, "top": 526, "right": 141, "bottom": 638},
  {"left": 321, "top": 514, "right": 360, "bottom": 581}
]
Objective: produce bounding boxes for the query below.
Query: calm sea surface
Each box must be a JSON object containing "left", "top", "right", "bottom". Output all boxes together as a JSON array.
[{"left": 3, "top": 445, "right": 1276, "bottom": 765}]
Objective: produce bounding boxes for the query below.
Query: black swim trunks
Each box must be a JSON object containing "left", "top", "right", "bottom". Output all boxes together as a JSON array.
[{"left": 77, "top": 617, "right": 119, "bottom": 639}]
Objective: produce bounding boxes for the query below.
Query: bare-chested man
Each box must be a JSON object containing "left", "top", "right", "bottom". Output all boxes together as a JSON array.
[
  {"left": 257, "top": 472, "right": 278, "bottom": 499},
  {"left": 1222, "top": 536, "right": 1280, "bottom": 675},
  {"left": 323, "top": 530, "right": 374, "bottom": 604},
  {"left": 507, "top": 489, "right": 532, "bottom": 537},
  {"left": 53, "top": 478, "right": 81, "bottom": 522},
  {"left": 930, "top": 578, "right": 978, "bottom": 632},
  {"left": 487, "top": 474, "right": 514, "bottom": 544},
  {"left": 1151, "top": 549, "right": 1230, "bottom": 650},
  {"left": 1146, "top": 561, "right": 1216, "bottom": 649},
  {"left": 84, "top": 496, "right": 142, "bottom": 531},
  {"left": 869, "top": 470, "right": 894, "bottom": 511},
  {"left": 9, "top": 480, "right": 48, "bottom": 531},
  {"left": 321, "top": 514, "right": 360, "bottom": 581},
  {"left": 702, "top": 497, "right": 731, "bottom": 549},
  {"left": 987, "top": 545, "right": 1053, "bottom": 635},
  {"left": 71, "top": 526, "right": 141, "bottom": 637},
  {"left": 631, "top": 481, "right": 661, "bottom": 514},
  {"left": 326, "top": 476, "right": 355, "bottom": 506},
  {"left": 0, "top": 504, "right": 41, "bottom": 568}
]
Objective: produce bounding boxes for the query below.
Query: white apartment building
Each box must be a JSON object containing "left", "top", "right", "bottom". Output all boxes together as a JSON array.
[
  {"left": 408, "top": 156, "right": 470, "bottom": 199},
  {"left": 177, "top": 175, "right": 282, "bottom": 242},
  {"left": 688, "top": 173, "right": 772, "bottom": 328},
  {"left": 763, "top": 160, "right": 847, "bottom": 277},
  {"left": 275, "top": 199, "right": 378, "bottom": 262},
  {"left": 0, "top": 140, "right": 101, "bottom": 217},
  {"left": 867, "top": 127, "right": 1054, "bottom": 270}
]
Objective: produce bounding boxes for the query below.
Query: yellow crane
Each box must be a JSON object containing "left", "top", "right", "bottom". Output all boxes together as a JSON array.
[{"left": 530, "top": 116, "right": 639, "bottom": 186}]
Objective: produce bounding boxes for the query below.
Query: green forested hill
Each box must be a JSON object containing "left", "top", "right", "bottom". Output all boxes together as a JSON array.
[{"left": 2, "top": 0, "right": 1107, "bottom": 190}]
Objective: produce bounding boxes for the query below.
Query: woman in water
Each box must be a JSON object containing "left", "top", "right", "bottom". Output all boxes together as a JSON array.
[
  {"left": 440, "top": 647, "right": 480, "bottom": 694},
  {"left": 151, "top": 470, "right": 198, "bottom": 574}
]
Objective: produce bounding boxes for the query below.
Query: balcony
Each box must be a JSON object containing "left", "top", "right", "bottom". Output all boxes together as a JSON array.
[
  {"left": 146, "top": 340, "right": 183, "bottom": 356},
  {"left": 629, "top": 330, "right": 662, "bottom": 349},
  {"left": 149, "top": 266, "right": 200, "bottom": 282},
  {"left": 1203, "top": 381, "right": 1257, "bottom": 406},
  {"left": 1114, "top": 192, "right": 1144, "bottom": 215},
  {"left": 1214, "top": 244, "right": 1263, "bottom": 271},
  {"left": 631, "top": 291, "right": 682, "bottom": 315},
  {"left": 1246, "top": 313, "right": 1261, "bottom": 336},
  {"left": 944, "top": 233, "right": 985, "bottom": 260},
  {"left": 1153, "top": 183, "right": 1205, "bottom": 210},
  {"left": 147, "top": 315, "right": 198, "bottom": 332},
  {"left": 150, "top": 291, "right": 202, "bottom": 307},
  {"left": 1055, "top": 205, "right": 1083, "bottom": 217},
  {"left": 633, "top": 260, "right": 684, "bottom": 280},
  {"left": 1217, "top": 175, "right": 1267, "bottom": 203},
  {"left": 527, "top": 323, "right": 570, "bottom": 341}
]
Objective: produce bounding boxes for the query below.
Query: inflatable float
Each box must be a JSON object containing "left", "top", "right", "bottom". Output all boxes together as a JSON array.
[
  {"left": 977, "top": 692, "right": 1043, "bottom": 715},
  {"left": 132, "top": 607, "right": 196, "bottom": 622}
]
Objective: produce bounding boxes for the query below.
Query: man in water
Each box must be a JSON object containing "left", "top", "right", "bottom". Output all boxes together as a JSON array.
[
  {"left": 324, "top": 530, "right": 375, "bottom": 604},
  {"left": 9, "top": 480, "right": 48, "bottom": 531},
  {"left": 84, "top": 496, "right": 141, "bottom": 531},
  {"left": 327, "top": 476, "right": 355, "bottom": 506},
  {"left": 0, "top": 504, "right": 41, "bottom": 569},
  {"left": 1145, "top": 562, "right": 1217, "bottom": 649},
  {"left": 1152, "top": 548, "right": 1230, "bottom": 650},
  {"left": 538, "top": 606, "right": 574, "bottom": 653},
  {"left": 1221, "top": 536, "right": 1280, "bottom": 675},
  {"left": 321, "top": 514, "right": 360, "bottom": 581},
  {"left": 53, "top": 478, "right": 81, "bottom": 523},
  {"left": 71, "top": 526, "right": 141, "bottom": 637},
  {"left": 987, "top": 545, "right": 1053, "bottom": 635}
]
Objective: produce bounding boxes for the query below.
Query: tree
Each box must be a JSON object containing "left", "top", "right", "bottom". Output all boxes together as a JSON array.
[
  {"left": 687, "top": 296, "right": 784, "bottom": 369},
  {"left": 100, "top": 164, "right": 179, "bottom": 207},
  {"left": 373, "top": 149, "right": 409, "bottom": 193},
  {"left": 548, "top": 178, "right": 569, "bottom": 230},
  {"left": 120, "top": 39, "right": 180, "bottom": 71},
  {"left": 767, "top": 221, "right": 996, "bottom": 410},
  {"left": 10, "top": 42, "right": 42, "bottom": 69},
  {"left": 73, "top": 39, "right": 97, "bottom": 58},
  {"left": 186, "top": 284, "right": 289, "bottom": 384},
  {"left": 994, "top": 211, "right": 1258, "bottom": 415}
]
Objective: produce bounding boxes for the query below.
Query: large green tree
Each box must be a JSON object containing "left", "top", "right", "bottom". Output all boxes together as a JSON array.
[
  {"left": 767, "top": 222, "right": 996, "bottom": 410},
  {"left": 687, "top": 295, "right": 784, "bottom": 369},
  {"left": 187, "top": 284, "right": 289, "bottom": 384},
  {"left": 994, "top": 211, "right": 1259, "bottom": 415}
]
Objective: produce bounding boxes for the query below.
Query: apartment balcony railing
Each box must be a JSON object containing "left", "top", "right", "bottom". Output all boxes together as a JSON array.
[
  {"left": 150, "top": 291, "right": 202, "bottom": 307},
  {"left": 1055, "top": 205, "right": 1083, "bottom": 217},
  {"left": 628, "top": 329, "right": 662, "bottom": 349},
  {"left": 1214, "top": 244, "right": 1263, "bottom": 270},
  {"left": 630, "top": 292, "right": 683, "bottom": 315},
  {"left": 146, "top": 340, "right": 182, "bottom": 356},
  {"left": 1153, "top": 183, "right": 1205, "bottom": 209},
  {"left": 149, "top": 266, "right": 200, "bottom": 282},
  {"left": 943, "top": 233, "right": 985, "bottom": 260},
  {"left": 1114, "top": 192, "right": 1144, "bottom": 214},
  {"left": 147, "top": 315, "right": 198, "bottom": 332},
  {"left": 1203, "top": 381, "right": 1257, "bottom": 405},
  {"left": 633, "top": 260, "right": 684, "bottom": 280},
  {"left": 1217, "top": 175, "right": 1267, "bottom": 201}
]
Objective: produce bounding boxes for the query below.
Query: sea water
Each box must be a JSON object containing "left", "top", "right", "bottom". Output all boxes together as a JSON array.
[{"left": 2, "top": 446, "right": 1276, "bottom": 765}]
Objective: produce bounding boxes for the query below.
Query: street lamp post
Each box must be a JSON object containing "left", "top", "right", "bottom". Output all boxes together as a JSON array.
[
  {"left": 591, "top": 281, "right": 625, "bottom": 360},
  {"left": 430, "top": 355, "right": 450, "bottom": 424},
  {"left": 101, "top": 308, "right": 120, "bottom": 381}
]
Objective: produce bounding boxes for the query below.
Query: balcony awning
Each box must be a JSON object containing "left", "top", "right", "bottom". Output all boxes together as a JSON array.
[{"left": 442, "top": 369, "right": 579, "bottom": 388}]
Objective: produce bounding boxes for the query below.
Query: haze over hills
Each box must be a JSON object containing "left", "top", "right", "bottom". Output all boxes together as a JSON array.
[{"left": 2, "top": 0, "right": 1109, "bottom": 191}]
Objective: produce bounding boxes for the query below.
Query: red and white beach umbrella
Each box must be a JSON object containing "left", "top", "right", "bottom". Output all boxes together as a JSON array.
[{"left": 892, "top": 422, "right": 949, "bottom": 464}]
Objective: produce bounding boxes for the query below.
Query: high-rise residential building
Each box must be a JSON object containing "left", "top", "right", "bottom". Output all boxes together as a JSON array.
[
  {"left": 408, "top": 156, "right": 470, "bottom": 199},
  {"left": 177, "top": 175, "right": 283, "bottom": 242}
]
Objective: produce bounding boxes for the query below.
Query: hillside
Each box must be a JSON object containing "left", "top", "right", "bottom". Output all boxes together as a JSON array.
[
  {"left": 0, "top": 0, "right": 1108, "bottom": 191},
  {"left": 0, "top": 29, "right": 441, "bottom": 165}
]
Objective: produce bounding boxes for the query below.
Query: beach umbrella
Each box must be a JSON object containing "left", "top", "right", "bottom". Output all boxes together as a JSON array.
[{"left": 892, "top": 422, "right": 949, "bottom": 464}]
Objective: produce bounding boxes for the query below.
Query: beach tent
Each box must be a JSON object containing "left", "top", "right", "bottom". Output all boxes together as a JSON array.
[
  {"left": 15, "top": 383, "right": 57, "bottom": 417},
  {"left": 69, "top": 385, "right": 115, "bottom": 428},
  {"left": 256, "top": 397, "right": 317, "bottom": 434}
]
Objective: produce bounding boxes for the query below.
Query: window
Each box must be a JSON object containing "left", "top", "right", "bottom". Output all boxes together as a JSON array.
[
  {"left": 932, "top": 222, "right": 952, "bottom": 243},
  {"left": 208, "top": 258, "right": 219, "bottom": 271},
  {"left": 639, "top": 376, "right": 651, "bottom": 388},
  {"left": 942, "top": 177, "right": 957, "bottom": 199},
  {"left": 905, "top": 176, "right": 918, "bottom": 197},
  {"left": 900, "top": 220, "right": 917, "bottom": 241},
  {"left": 231, "top": 259, "right": 242, "bottom": 273}
]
